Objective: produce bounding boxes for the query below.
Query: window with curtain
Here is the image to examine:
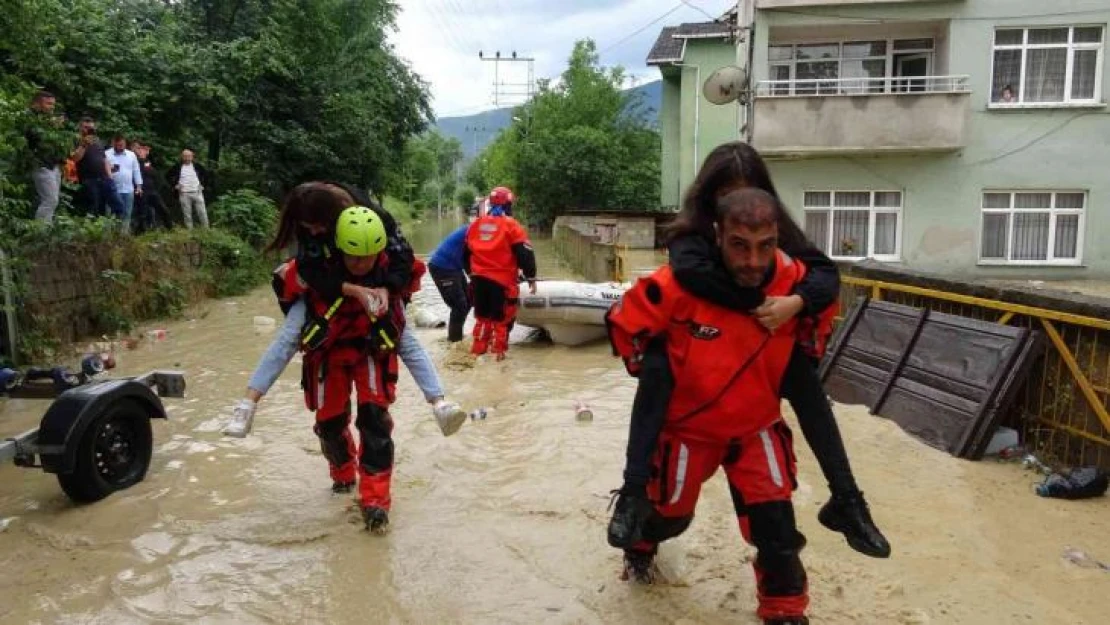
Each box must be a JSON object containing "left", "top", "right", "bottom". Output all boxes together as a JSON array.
[
  {"left": 979, "top": 191, "right": 1085, "bottom": 264},
  {"left": 768, "top": 38, "right": 931, "bottom": 95},
  {"left": 803, "top": 190, "right": 902, "bottom": 260},
  {"left": 991, "top": 26, "right": 1103, "bottom": 104}
]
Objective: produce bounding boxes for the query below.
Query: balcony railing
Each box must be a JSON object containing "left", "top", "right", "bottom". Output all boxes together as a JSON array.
[{"left": 755, "top": 75, "right": 971, "bottom": 97}]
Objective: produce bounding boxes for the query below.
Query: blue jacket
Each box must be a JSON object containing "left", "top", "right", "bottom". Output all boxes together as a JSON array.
[{"left": 428, "top": 225, "right": 469, "bottom": 272}]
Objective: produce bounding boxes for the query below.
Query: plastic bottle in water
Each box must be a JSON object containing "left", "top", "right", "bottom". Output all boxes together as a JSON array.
[{"left": 574, "top": 400, "right": 593, "bottom": 421}]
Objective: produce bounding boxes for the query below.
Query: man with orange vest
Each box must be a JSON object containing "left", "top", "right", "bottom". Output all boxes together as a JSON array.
[
  {"left": 463, "top": 185, "right": 537, "bottom": 359},
  {"left": 605, "top": 188, "right": 818, "bottom": 625}
]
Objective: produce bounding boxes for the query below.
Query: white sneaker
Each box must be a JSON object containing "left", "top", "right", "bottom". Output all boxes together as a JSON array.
[
  {"left": 432, "top": 399, "right": 467, "bottom": 437},
  {"left": 222, "top": 399, "right": 257, "bottom": 438}
]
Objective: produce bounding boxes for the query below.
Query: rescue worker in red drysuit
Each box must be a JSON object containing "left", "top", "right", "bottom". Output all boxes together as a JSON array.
[
  {"left": 463, "top": 185, "right": 537, "bottom": 359},
  {"left": 605, "top": 188, "right": 815, "bottom": 625},
  {"left": 608, "top": 142, "right": 889, "bottom": 567},
  {"left": 274, "top": 206, "right": 411, "bottom": 534}
]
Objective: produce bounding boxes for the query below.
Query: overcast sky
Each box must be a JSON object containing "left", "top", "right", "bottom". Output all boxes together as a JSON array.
[{"left": 390, "top": 0, "right": 736, "bottom": 119}]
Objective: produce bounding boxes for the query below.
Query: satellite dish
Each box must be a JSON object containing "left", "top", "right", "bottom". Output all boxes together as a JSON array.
[{"left": 703, "top": 65, "right": 748, "bottom": 105}]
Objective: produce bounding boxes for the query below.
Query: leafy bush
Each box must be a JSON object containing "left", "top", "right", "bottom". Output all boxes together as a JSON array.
[
  {"left": 4, "top": 217, "right": 270, "bottom": 362},
  {"left": 455, "top": 185, "right": 478, "bottom": 209},
  {"left": 383, "top": 195, "right": 420, "bottom": 224},
  {"left": 208, "top": 189, "right": 278, "bottom": 249},
  {"left": 190, "top": 227, "right": 271, "bottom": 297}
]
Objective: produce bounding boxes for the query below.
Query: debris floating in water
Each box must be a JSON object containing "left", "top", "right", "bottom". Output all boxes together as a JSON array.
[
  {"left": 1062, "top": 547, "right": 1110, "bottom": 571},
  {"left": 470, "top": 408, "right": 488, "bottom": 421},
  {"left": 574, "top": 400, "right": 593, "bottom": 422}
]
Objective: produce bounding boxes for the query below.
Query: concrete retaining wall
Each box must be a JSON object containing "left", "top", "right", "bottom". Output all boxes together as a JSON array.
[
  {"left": 552, "top": 214, "right": 658, "bottom": 249},
  {"left": 553, "top": 226, "right": 620, "bottom": 283}
]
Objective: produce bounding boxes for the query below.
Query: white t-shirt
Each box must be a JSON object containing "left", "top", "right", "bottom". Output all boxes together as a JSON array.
[{"left": 179, "top": 164, "right": 202, "bottom": 193}]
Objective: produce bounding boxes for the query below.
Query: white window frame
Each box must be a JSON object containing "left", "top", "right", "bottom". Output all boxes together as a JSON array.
[
  {"left": 978, "top": 190, "right": 1086, "bottom": 266},
  {"left": 769, "top": 37, "right": 936, "bottom": 96},
  {"left": 989, "top": 25, "right": 1105, "bottom": 107},
  {"left": 803, "top": 190, "right": 903, "bottom": 262}
]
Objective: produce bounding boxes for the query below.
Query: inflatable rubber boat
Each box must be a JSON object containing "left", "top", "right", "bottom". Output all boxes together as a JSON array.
[{"left": 516, "top": 280, "right": 630, "bottom": 346}]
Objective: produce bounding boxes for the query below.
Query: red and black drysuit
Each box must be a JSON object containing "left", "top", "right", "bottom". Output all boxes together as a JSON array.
[
  {"left": 273, "top": 255, "right": 423, "bottom": 511},
  {"left": 622, "top": 234, "right": 855, "bottom": 497},
  {"left": 462, "top": 213, "right": 536, "bottom": 356},
  {"left": 605, "top": 251, "right": 820, "bottom": 620}
]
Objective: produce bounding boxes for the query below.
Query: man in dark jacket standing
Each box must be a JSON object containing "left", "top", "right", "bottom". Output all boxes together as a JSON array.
[
  {"left": 132, "top": 141, "right": 173, "bottom": 231},
  {"left": 73, "top": 116, "right": 124, "bottom": 219},
  {"left": 166, "top": 148, "right": 212, "bottom": 229}
]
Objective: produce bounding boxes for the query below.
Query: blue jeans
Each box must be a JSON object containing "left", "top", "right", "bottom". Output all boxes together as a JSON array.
[
  {"left": 248, "top": 300, "right": 444, "bottom": 402},
  {"left": 117, "top": 192, "right": 134, "bottom": 232},
  {"left": 397, "top": 314, "right": 444, "bottom": 402}
]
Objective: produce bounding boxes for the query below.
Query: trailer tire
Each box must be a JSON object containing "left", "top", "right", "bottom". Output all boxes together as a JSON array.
[{"left": 57, "top": 399, "right": 153, "bottom": 503}]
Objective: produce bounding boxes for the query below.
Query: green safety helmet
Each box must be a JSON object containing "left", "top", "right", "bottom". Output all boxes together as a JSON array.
[{"left": 335, "top": 206, "right": 387, "bottom": 257}]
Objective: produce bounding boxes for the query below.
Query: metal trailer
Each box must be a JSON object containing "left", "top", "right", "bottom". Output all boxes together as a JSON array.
[{"left": 0, "top": 370, "right": 185, "bottom": 503}]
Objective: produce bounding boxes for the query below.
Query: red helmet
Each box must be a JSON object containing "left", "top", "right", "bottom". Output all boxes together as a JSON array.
[{"left": 489, "top": 186, "right": 512, "bottom": 206}]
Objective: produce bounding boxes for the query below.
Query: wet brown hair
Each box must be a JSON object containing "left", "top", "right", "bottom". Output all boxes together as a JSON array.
[
  {"left": 716, "top": 188, "right": 780, "bottom": 231},
  {"left": 666, "top": 141, "right": 808, "bottom": 252},
  {"left": 266, "top": 182, "right": 356, "bottom": 252}
]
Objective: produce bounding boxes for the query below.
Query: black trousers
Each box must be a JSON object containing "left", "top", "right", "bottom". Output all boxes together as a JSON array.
[
  {"left": 470, "top": 275, "right": 507, "bottom": 322},
  {"left": 428, "top": 264, "right": 471, "bottom": 342}
]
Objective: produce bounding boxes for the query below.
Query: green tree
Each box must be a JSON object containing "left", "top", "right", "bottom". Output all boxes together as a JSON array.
[
  {"left": 385, "top": 129, "right": 464, "bottom": 214},
  {"left": 0, "top": 0, "right": 432, "bottom": 218},
  {"left": 455, "top": 185, "right": 478, "bottom": 209},
  {"left": 474, "top": 40, "right": 660, "bottom": 227}
]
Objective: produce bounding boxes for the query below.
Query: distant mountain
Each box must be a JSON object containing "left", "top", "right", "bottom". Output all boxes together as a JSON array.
[
  {"left": 436, "top": 79, "right": 662, "bottom": 158},
  {"left": 628, "top": 79, "right": 662, "bottom": 126},
  {"left": 435, "top": 108, "right": 515, "bottom": 158}
]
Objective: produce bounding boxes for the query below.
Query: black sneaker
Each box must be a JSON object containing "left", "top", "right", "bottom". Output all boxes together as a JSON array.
[
  {"left": 606, "top": 488, "right": 655, "bottom": 549},
  {"left": 332, "top": 480, "right": 355, "bottom": 494},
  {"left": 819, "top": 491, "right": 891, "bottom": 558},
  {"left": 621, "top": 550, "right": 657, "bottom": 585},
  {"left": 362, "top": 506, "right": 390, "bottom": 534},
  {"left": 764, "top": 617, "right": 809, "bottom": 625}
]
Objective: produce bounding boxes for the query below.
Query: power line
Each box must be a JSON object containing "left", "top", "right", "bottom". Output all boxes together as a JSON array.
[
  {"left": 680, "top": 0, "right": 717, "bottom": 22},
  {"left": 420, "top": 0, "right": 472, "bottom": 56},
  {"left": 601, "top": 2, "right": 688, "bottom": 54},
  {"left": 484, "top": 0, "right": 514, "bottom": 50},
  {"left": 437, "top": 0, "right": 482, "bottom": 52},
  {"left": 963, "top": 111, "right": 1100, "bottom": 167},
  {"left": 437, "top": 103, "right": 499, "bottom": 117}
]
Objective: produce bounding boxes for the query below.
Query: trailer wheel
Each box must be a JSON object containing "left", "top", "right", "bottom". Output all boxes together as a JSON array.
[{"left": 57, "top": 399, "right": 153, "bottom": 503}]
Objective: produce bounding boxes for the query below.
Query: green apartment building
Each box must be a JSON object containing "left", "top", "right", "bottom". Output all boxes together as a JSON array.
[{"left": 648, "top": 0, "right": 1110, "bottom": 277}]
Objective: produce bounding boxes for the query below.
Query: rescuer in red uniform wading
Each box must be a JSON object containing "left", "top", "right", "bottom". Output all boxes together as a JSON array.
[
  {"left": 463, "top": 185, "right": 537, "bottom": 360},
  {"left": 605, "top": 188, "right": 818, "bottom": 625}
]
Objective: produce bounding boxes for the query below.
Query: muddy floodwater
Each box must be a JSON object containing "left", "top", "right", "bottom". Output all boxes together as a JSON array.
[{"left": 1, "top": 218, "right": 1108, "bottom": 624}]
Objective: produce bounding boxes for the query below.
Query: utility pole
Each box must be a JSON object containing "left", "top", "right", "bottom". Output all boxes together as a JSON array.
[
  {"left": 737, "top": 0, "right": 755, "bottom": 142},
  {"left": 464, "top": 125, "right": 488, "bottom": 156},
  {"left": 478, "top": 50, "right": 536, "bottom": 108}
]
